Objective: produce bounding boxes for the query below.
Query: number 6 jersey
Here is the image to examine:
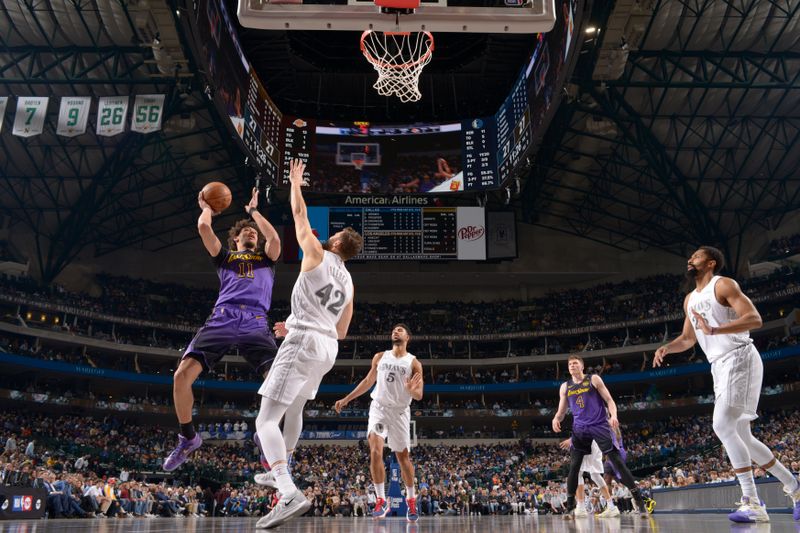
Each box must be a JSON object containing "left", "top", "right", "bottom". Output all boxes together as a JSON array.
[
  {"left": 285, "top": 250, "right": 354, "bottom": 339},
  {"left": 371, "top": 351, "right": 416, "bottom": 409}
]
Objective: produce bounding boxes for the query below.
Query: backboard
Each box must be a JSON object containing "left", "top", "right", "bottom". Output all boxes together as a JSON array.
[{"left": 237, "top": 0, "right": 556, "bottom": 33}]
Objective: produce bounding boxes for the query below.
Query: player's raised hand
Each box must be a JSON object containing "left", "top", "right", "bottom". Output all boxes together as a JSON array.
[
  {"left": 198, "top": 190, "right": 218, "bottom": 215},
  {"left": 405, "top": 372, "right": 423, "bottom": 392},
  {"left": 334, "top": 398, "right": 348, "bottom": 414},
  {"left": 691, "top": 310, "right": 713, "bottom": 335},
  {"left": 288, "top": 158, "right": 307, "bottom": 187},
  {"left": 653, "top": 345, "right": 669, "bottom": 367},
  {"left": 552, "top": 418, "right": 562, "bottom": 433},
  {"left": 273, "top": 321, "right": 288, "bottom": 338},
  {"left": 245, "top": 187, "right": 259, "bottom": 214},
  {"left": 559, "top": 438, "right": 572, "bottom": 450}
]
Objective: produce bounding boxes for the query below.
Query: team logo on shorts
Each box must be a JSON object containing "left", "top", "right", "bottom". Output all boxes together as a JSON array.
[{"left": 374, "top": 423, "right": 385, "bottom": 433}]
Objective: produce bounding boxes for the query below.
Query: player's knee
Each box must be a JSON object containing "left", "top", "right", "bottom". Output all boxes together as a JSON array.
[
  {"left": 711, "top": 416, "right": 733, "bottom": 440},
  {"left": 173, "top": 366, "right": 196, "bottom": 388}
]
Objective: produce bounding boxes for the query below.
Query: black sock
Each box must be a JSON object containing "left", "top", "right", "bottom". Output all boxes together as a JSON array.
[{"left": 180, "top": 422, "right": 196, "bottom": 440}]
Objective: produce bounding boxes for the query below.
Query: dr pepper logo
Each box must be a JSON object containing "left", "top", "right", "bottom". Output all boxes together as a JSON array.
[{"left": 458, "top": 225, "right": 485, "bottom": 241}]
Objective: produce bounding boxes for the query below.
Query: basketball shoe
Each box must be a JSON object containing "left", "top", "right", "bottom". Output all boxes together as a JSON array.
[
  {"left": 373, "top": 498, "right": 390, "bottom": 519},
  {"left": 597, "top": 505, "right": 620, "bottom": 518},
  {"left": 406, "top": 498, "right": 418, "bottom": 522},
  {"left": 255, "top": 488, "right": 311, "bottom": 529},
  {"left": 784, "top": 479, "right": 800, "bottom": 520},
  {"left": 163, "top": 434, "right": 202, "bottom": 471},
  {"left": 573, "top": 505, "right": 589, "bottom": 517},
  {"left": 728, "top": 497, "right": 770, "bottom": 523}
]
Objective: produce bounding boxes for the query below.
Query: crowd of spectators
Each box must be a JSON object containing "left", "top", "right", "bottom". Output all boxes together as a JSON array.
[
  {"left": 2, "top": 265, "right": 797, "bottom": 342},
  {"left": 766, "top": 232, "right": 800, "bottom": 260},
  {"left": 1, "top": 407, "right": 798, "bottom": 520}
]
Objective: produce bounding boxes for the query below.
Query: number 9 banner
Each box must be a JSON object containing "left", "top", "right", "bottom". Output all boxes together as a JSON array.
[
  {"left": 131, "top": 94, "right": 166, "bottom": 134},
  {"left": 56, "top": 97, "right": 91, "bottom": 137},
  {"left": 96, "top": 96, "right": 129, "bottom": 137}
]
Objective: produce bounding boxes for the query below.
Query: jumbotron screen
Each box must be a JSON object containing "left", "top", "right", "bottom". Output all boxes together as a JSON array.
[{"left": 279, "top": 120, "right": 498, "bottom": 194}]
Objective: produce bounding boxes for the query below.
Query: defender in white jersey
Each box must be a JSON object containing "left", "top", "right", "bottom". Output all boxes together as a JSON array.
[
  {"left": 559, "top": 438, "right": 618, "bottom": 517},
  {"left": 654, "top": 246, "right": 800, "bottom": 524},
  {"left": 335, "top": 324, "right": 424, "bottom": 522},
  {"left": 255, "top": 159, "right": 363, "bottom": 529}
]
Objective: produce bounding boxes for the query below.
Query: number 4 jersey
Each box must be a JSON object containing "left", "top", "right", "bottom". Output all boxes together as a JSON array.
[
  {"left": 371, "top": 350, "right": 416, "bottom": 409},
  {"left": 286, "top": 250, "right": 354, "bottom": 339}
]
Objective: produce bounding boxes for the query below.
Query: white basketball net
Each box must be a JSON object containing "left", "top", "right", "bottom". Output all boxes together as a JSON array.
[{"left": 361, "top": 30, "right": 434, "bottom": 103}]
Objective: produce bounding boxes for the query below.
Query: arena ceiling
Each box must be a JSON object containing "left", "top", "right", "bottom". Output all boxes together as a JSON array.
[{"left": 1, "top": 0, "right": 799, "bottom": 282}]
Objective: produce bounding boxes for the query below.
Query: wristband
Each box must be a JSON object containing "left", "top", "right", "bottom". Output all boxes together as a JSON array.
[
  {"left": 247, "top": 207, "right": 257, "bottom": 217},
  {"left": 710, "top": 326, "right": 716, "bottom": 335}
]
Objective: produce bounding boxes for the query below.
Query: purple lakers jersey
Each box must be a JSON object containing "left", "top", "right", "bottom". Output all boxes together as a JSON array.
[
  {"left": 566, "top": 375, "right": 607, "bottom": 429},
  {"left": 212, "top": 248, "right": 275, "bottom": 314}
]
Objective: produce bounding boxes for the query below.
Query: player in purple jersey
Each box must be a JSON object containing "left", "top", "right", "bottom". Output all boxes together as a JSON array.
[
  {"left": 163, "top": 187, "right": 281, "bottom": 472},
  {"left": 603, "top": 426, "right": 627, "bottom": 483},
  {"left": 552, "top": 355, "right": 645, "bottom": 518}
]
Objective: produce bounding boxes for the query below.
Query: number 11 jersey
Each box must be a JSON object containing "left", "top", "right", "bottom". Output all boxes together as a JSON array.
[{"left": 286, "top": 250, "right": 354, "bottom": 339}]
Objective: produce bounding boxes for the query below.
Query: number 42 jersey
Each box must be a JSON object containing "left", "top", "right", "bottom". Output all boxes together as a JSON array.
[{"left": 285, "top": 250, "right": 354, "bottom": 339}]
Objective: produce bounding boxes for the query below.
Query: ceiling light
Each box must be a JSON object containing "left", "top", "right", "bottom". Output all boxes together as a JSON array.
[{"left": 585, "top": 27, "right": 597, "bottom": 34}]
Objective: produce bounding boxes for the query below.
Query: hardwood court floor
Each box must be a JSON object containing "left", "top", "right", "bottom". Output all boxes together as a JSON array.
[{"left": 0, "top": 514, "right": 795, "bottom": 532}]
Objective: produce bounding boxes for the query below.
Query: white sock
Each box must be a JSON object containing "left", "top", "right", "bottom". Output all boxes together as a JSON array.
[
  {"left": 375, "top": 483, "right": 385, "bottom": 500},
  {"left": 605, "top": 498, "right": 616, "bottom": 509},
  {"left": 272, "top": 462, "right": 297, "bottom": 495},
  {"left": 406, "top": 485, "right": 415, "bottom": 499},
  {"left": 736, "top": 471, "right": 759, "bottom": 500},
  {"left": 764, "top": 460, "right": 798, "bottom": 491}
]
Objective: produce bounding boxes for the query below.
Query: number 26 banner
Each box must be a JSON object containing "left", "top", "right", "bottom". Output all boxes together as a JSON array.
[
  {"left": 131, "top": 94, "right": 165, "bottom": 134},
  {"left": 56, "top": 97, "right": 91, "bottom": 137},
  {"left": 96, "top": 96, "right": 129, "bottom": 137}
]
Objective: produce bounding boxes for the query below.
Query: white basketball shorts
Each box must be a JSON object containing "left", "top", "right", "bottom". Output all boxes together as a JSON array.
[
  {"left": 368, "top": 401, "right": 411, "bottom": 453},
  {"left": 710, "top": 343, "right": 763, "bottom": 420}
]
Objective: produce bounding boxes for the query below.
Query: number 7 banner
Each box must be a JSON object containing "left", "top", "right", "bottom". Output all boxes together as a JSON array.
[
  {"left": 131, "top": 94, "right": 165, "bottom": 134},
  {"left": 56, "top": 97, "right": 91, "bottom": 137},
  {"left": 96, "top": 96, "right": 129, "bottom": 137},
  {"left": 12, "top": 97, "right": 49, "bottom": 137}
]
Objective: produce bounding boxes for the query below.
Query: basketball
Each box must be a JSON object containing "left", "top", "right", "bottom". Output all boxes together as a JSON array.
[{"left": 201, "top": 182, "right": 232, "bottom": 213}]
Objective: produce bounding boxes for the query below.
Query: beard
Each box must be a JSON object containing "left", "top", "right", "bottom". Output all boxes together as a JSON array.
[
  {"left": 391, "top": 338, "right": 402, "bottom": 345},
  {"left": 243, "top": 240, "right": 256, "bottom": 250},
  {"left": 682, "top": 265, "right": 700, "bottom": 291},
  {"left": 322, "top": 240, "right": 332, "bottom": 251}
]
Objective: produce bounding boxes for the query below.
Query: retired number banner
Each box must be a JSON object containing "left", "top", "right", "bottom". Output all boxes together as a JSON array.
[
  {"left": 12, "top": 97, "right": 49, "bottom": 137},
  {"left": 56, "top": 97, "right": 91, "bottom": 137},
  {"left": 131, "top": 94, "right": 165, "bottom": 133},
  {"left": 96, "top": 96, "right": 129, "bottom": 137}
]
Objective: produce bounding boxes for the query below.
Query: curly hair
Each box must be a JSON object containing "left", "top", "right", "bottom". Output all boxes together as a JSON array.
[
  {"left": 335, "top": 227, "right": 363, "bottom": 261},
  {"left": 227, "top": 219, "right": 264, "bottom": 250}
]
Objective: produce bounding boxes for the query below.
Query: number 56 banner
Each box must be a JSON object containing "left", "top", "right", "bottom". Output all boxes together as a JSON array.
[
  {"left": 96, "top": 96, "right": 129, "bottom": 137},
  {"left": 131, "top": 94, "right": 165, "bottom": 134},
  {"left": 56, "top": 97, "right": 91, "bottom": 137}
]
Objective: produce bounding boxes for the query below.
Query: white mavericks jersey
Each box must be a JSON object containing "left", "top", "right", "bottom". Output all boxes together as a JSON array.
[
  {"left": 371, "top": 350, "right": 416, "bottom": 409},
  {"left": 285, "top": 250, "right": 354, "bottom": 339},
  {"left": 686, "top": 275, "right": 751, "bottom": 363}
]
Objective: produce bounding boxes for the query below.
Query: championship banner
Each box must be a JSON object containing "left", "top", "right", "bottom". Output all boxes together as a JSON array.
[
  {"left": 12, "top": 97, "right": 48, "bottom": 137},
  {"left": 0, "top": 97, "right": 8, "bottom": 133},
  {"left": 56, "top": 96, "right": 91, "bottom": 137},
  {"left": 96, "top": 96, "right": 129, "bottom": 137},
  {"left": 131, "top": 94, "right": 165, "bottom": 133}
]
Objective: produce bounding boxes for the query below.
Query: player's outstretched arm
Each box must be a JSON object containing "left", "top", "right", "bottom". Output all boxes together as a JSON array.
[
  {"left": 654, "top": 293, "right": 697, "bottom": 367},
  {"left": 552, "top": 382, "right": 568, "bottom": 433},
  {"left": 288, "top": 158, "right": 323, "bottom": 272},
  {"left": 404, "top": 359, "right": 424, "bottom": 401},
  {"left": 245, "top": 187, "right": 281, "bottom": 262},
  {"left": 197, "top": 191, "right": 222, "bottom": 256},
  {"left": 591, "top": 375, "right": 619, "bottom": 430},
  {"left": 334, "top": 351, "right": 381, "bottom": 413}
]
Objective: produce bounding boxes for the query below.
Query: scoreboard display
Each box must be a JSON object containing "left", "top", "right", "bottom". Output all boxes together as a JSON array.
[{"left": 305, "top": 206, "right": 487, "bottom": 261}]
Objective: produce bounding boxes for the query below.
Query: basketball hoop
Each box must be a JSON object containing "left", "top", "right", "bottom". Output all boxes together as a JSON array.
[
  {"left": 360, "top": 30, "right": 434, "bottom": 103},
  {"left": 351, "top": 153, "right": 367, "bottom": 170}
]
